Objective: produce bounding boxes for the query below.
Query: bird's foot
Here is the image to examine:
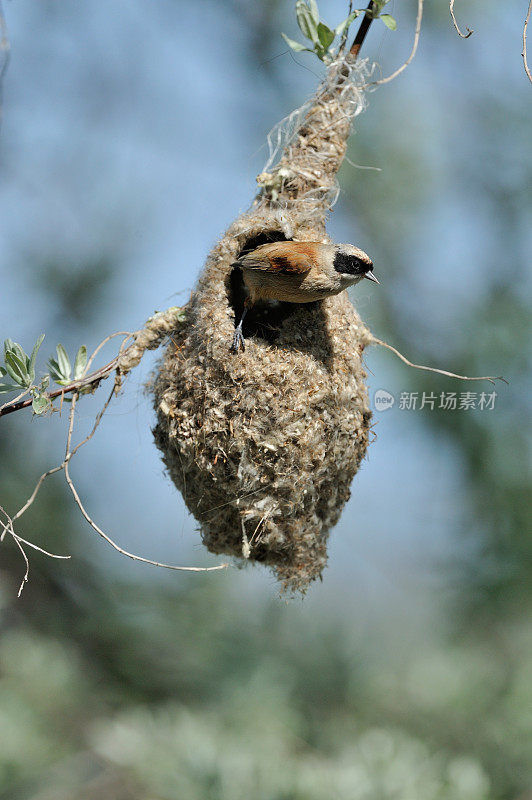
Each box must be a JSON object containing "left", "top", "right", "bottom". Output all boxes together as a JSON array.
[{"left": 230, "top": 326, "right": 245, "bottom": 354}]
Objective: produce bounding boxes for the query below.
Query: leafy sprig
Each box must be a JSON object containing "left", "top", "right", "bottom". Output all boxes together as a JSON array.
[
  {"left": 282, "top": 0, "right": 396, "bottom": 62},
  {"left": 0, "top": 336, "right": 87, "bottom": 415},
  {"left": 48, "top": 344, "right": 87, "bottom": 386},
  {"left": 1, "top": 335, "right": 44, "bottom": 392}
]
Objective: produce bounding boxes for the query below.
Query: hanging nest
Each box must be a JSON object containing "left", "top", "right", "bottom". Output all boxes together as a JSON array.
[{"left": 153, "top": 57, "right": 374, "bottom": 593}]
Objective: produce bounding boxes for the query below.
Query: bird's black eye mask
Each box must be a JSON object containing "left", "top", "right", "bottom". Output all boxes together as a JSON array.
[{"left": 333, "top": 250, "right": 370, "bottom": 276}]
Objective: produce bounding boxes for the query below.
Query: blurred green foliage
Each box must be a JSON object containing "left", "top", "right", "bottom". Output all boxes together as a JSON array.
[
  {"left": 1, "top": 578, "right": 531, "bottom": 799},
  {"left": 34, "top": 256, "right": 115, "bottom": 326}
]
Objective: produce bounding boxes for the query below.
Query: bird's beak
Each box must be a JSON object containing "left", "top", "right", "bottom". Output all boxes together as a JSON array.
[{"left": 364, "top": 271, "right": 380, "bottom": 284}]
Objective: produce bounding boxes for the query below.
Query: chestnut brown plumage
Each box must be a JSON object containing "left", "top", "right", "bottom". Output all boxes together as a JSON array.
[{"left": 231, "top": 241, "right": 378, "bottom": 352}]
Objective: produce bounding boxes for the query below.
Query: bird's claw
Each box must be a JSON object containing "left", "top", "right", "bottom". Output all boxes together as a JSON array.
[{"left": 230, "top": 328, "right": 245, "bottom": 354}]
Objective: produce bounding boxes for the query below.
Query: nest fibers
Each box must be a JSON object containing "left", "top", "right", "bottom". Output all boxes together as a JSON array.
[{"left": 153, "top": 57, "right": 374, "bottom": 593}]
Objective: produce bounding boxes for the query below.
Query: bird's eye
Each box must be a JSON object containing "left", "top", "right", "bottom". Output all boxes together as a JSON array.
[{"left": 333, "top": 252, "right": 368, "bottom": 276}]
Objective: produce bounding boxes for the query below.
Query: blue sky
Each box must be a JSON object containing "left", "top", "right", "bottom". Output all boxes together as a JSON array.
[{"left": 0, "top": 0, "right": 528, "bottom": 625}]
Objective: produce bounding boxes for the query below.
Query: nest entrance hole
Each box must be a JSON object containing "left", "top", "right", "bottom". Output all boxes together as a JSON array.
[{"left": 228, "top": 229, "right": 299, "bottom": 345}]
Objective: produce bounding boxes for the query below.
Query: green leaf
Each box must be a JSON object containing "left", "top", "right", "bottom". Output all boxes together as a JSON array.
[
  {"left": 55, "top": 344, "right": 71, "bottom": 380},
  {"left": 313, "top": 42, "right": 327, "bottom": 61},
  {"left": 317, "top": 22, "right": 335, "bottom": 50},
  {"left": 380, "top": 13, "right": 397, "bottom": 30},
  {"left": 73, "top": 345, "right": 88, "bottom": 380},
  {"left": 13, "top": 342, "right": 26, "bottom": 363},
  {"left": 7, "top": 350, "right": 25, "bottom": 372},
  {"left": 2, "top": 360, "right": 20, "bottom": 384},
  {"left": 48, "top": 357, "right": 71, "bottom": 386},
  {"left": 281, "top": 32, "right": 312, "bottom": 52},
  {"left": 0, "top": 366, "right": 6, "bottom": 378},
  {"left": 4, "top": 351, "right": 29, "bottom": 386},
  {"left": 28, "top": 333, "right": 45, "bottom": 381},
  {"left": 0, "top": 383, "right": 21, "bottom": 394},
  {"left": 47, "top": 358, "right": 63, "bottom": 383},
  {"left": 32, "top": 393, "right": 49, "bottom": 415},
  {"left": 4, "top": 339, "right": 27, "bottom": 364},
  {"left": 296, "top": 0, "right": 319, "bottom": 43},
  {"left": 335, "top": 10, "right": 359, "bottom": 36},
  {"left": 307, "top": 0, "right": 319, "bottom": 25}
]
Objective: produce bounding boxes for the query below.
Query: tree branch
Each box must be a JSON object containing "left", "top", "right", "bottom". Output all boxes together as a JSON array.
[
  {"left": 0, "top": 357, "right": 121, "bottom": 418},
  {"left": 450, "top": 0, "right": 473, "bottom": 39},
  {"left": 0, "top": 306, "right": 186, "bottom": 419},
  {"left": 349, "top": 1, "right": 376, "bottom": 59}
]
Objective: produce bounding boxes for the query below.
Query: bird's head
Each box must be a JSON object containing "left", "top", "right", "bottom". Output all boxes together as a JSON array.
[{"left": 333, "top": 244, "right": 379, "bottom": 285}]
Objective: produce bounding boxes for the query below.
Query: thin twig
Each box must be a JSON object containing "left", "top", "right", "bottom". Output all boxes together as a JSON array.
[
  {"left": 524, "top": 0, "right": 532, "bottom": 84},
  {"left": 1, "top": 463, "right": 70, "bottom": 598},
  {"left": 450, "top": 0, "right": 473, "bottom": 38},
  {"left": 69, "top": 383, "right": 115, "bottom": 459},
  {"left": 6, "top": 386, "right": 116, "bottom": 528},
  {"left": 0, "top": 389, "right": 30, "bottom": 413},
  {"left": 370, "top": 335, "right": 508, "bottom": 385},
  {"left": 339, "top": 0, "right": 354, "bottom": 54},
  {"left": 13, "top": 534, "right": 29, "bottom": 597},
  {"left": 63, "top": 394, "right": 228, "bottom": 574},
  {"left": 0, "top": 503, "right": 13, "bottom": 541},
  {"left": 10, "top": 465, "right": 65, "bottom": 526},
  {"left": 371, "top": 0, "right": 424, "bottom": 86},
  {"left": 1, "top": 505, "right": 63, "bottom": 599},
  {"left": 85, "top": 331, "right": 132, "bottom": 374},
  {"left": 10, "top": 535, "right": 70, "bottom": 560},
  {"left": 0, "top": 505, "right": 31, "bottom": 597}
]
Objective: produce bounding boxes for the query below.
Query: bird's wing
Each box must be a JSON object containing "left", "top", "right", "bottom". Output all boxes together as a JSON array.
[{"left": 235, "top": 242, "right": 317, "bottom": 275}]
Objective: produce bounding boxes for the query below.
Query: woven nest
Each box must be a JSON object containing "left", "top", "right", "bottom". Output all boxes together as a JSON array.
[{"left": 152, "top": 57, "right": 374, "bottom": 593}]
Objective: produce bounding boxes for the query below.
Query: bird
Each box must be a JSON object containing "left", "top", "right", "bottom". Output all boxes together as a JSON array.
[{"left": 230, "top": 240, "right": 379, "bottom": 352}]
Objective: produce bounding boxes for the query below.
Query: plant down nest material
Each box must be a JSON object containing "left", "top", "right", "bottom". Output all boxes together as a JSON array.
[{"left": 153, "top": 56, "right": 374, "bottom": 593}]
